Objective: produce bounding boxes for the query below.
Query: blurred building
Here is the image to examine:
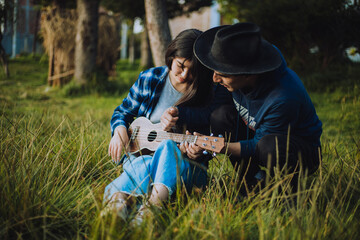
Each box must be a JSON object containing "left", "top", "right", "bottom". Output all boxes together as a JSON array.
[
  {"left": 169, "top": 2, "right": 221, "bottom": 38},
  {"left": 2, "top": 0, "right": 42, "bottom": 57},
  {"left": 1, "top": 1, "right": 221, "bottom": 58}
]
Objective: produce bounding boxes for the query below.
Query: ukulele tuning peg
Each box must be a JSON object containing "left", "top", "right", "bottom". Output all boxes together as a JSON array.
[
  {"left": 218, "top": 134, "right": 223, "bottom": 138},
  {"left": 210, "top": 133, "right": 214, "bottom": 136},
  {"left": 202, "top": 150, "right": 208, "bottom": 155},
  {"left": 212, "top": 152, "right": 217, "bottom": 157}
]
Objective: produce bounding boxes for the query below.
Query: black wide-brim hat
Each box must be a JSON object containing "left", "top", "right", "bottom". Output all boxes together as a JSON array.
[{"left": 194, "top": 22, "right": 282, "bottom": 75}]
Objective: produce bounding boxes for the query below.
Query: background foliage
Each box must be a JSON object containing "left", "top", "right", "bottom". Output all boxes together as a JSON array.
[
  {"left": 218, "top": 0, "right": 360, "bottom": 71},
  {"left": 1, "top": 0, "right": 360, "bottom": 239},
  {"left": 1, "top": 56, "right": 359, "bottom": 239}
]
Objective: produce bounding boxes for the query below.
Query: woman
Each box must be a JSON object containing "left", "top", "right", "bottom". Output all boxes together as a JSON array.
[{"left": 103, "top": 29, "right": 213, "bottom": 222}]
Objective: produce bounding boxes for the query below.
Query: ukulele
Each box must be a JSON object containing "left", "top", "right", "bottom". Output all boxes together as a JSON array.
[{"left": 128, "top": 117, "right": 224, "bottom": 155}]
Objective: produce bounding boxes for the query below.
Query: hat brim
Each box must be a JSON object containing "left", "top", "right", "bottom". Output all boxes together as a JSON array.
[{"left": 194, "top": 26, "right": 283, "bottom": 75}]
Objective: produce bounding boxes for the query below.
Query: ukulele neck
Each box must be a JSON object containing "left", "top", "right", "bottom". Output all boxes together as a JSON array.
[{"left": 166, "top": 132, "right": 197, "bottom": 144}]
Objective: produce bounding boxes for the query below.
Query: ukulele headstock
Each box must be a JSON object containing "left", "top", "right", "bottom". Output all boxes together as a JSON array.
[{"left": 195, "top": 135, "right": 224, "bottom": 153}]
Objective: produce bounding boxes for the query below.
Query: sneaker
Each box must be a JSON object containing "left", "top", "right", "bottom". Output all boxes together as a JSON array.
[
  {"left": 130, "top": 202, "right": 165, "bottom": 227},
  {"left": 131, "top": 204, "right": 149, "bottom": 226},
  {"left": 100, "top": 199, "right": 128, "bottom": 221}
]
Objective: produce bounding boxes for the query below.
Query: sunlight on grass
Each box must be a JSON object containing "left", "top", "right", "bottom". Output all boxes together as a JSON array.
[{"left": 1, "top": 57, "right": 359, "bottom": 239}]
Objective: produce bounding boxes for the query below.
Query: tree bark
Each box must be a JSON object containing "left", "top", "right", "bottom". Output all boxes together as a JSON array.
[
  {"left": 0, "top": 4, "right": 10, "bottom": 78},
  {"left": 140, "top": 23, "right": 152, "bottom": 69},
  {"left": 0, "top": 38, "right": 10, "bottom": 78},
  {"left": 128, "top": 20, "right": 135, "bottom": 64},
  {"left": 144, "top": 0, "right": 171, "bottom": 67},
  {"left": 32, "top": 9, "right": 40, "bottom": 56},
  {"left": 74, "top": 0, "right": 99, "bottom": 85},
  {"left": 47, "top": 43, "right": 54, "bottom": 85}
]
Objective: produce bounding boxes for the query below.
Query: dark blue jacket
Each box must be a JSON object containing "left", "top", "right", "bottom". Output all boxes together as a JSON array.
[
  {"left": 179, "top": 49, "right": 322, "bottom": 159},
  {"left": 232, "top": 50, "right": 322, "bottom": 158}
]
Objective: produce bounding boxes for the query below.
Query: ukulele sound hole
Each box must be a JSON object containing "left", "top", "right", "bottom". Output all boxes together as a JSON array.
[{"left": 148, "top": 131, "right": 157, "bottom": 142}]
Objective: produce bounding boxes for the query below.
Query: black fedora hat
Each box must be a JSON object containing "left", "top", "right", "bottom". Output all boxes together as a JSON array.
[{"left": 194, "top": 22, "right": 282, "bottom": 75}]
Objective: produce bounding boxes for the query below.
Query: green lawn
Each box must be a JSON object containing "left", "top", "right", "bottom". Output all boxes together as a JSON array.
[{"left": 1, "top": 57, "right": 359, "bottom": 239}]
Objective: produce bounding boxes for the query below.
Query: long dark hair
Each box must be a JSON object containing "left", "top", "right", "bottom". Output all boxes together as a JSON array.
[{"left": 165, "top": 29, "right": 213, "bottom": 107}]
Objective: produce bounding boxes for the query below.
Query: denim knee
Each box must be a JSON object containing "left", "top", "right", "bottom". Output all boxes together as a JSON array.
[{"left": 158, "top": 139, "right": 177, "bottom": 149}]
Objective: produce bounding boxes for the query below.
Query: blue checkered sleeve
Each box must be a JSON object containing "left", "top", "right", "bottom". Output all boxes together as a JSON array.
[{"left": 110, "top": 66, "right": 168, "bottom": 136}]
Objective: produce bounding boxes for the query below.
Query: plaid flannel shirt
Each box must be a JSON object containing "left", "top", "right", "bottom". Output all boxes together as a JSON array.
[{"left": 110, "top": 66, "right": 168, "bottom": 136}]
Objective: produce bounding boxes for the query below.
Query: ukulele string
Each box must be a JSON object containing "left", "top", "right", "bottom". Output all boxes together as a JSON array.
[{"left": 131, "top": 132, "right": 196, "bottom": 143}]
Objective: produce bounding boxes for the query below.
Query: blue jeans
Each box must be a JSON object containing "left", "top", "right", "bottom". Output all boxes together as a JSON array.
[{"left": 104, "top": 140, "right": 207, "bottom": 201}]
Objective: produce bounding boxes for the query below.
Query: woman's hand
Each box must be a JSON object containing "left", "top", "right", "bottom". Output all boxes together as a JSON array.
[
  {"left": 108, "top": 126, "right": 129, "bottom": 164},
  {"left": 161, "top": 107, "right": 179, "bottom": 131},
  {"left": 179, "top": 131, "right": 204, "bottom": 160}
]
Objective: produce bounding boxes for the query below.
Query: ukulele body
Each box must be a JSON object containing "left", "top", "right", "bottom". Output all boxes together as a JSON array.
[{"left": 128, "top": 117, "right": 164, "bottom": 154}]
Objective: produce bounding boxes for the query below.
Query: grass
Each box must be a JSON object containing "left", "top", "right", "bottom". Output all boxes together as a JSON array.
[{"left": 1, "top": 57, "right": 360, "bottom": 239}]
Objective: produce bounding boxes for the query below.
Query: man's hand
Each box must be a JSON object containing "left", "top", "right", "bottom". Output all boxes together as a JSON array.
[
  {"left": 179, "top": 131, "right": 204, "bottom": 160},
  {"left": 108, "top": 126, "right": 129, "bottom": 164},
  {"left": 161, "top": 107, "right": 179, "bottom": 131}
]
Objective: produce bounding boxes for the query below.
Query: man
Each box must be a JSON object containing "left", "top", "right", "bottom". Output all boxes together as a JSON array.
[{"left": 190, "top": 22, "right": 322, "bottom": 191}]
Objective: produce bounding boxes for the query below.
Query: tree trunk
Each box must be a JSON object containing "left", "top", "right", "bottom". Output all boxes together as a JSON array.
[
  {"left": 47, "top": 43, "right": 54, "bottom": 85},
  {"left": 144, "top": 0, "right": 171, "bottom": 67},
  {"left": 128, "top": 20, "right": 135, "bottom": 65},
  {"left": 32, "top": 9, "right": 40, "bottom": 56},
  {"left": 0, "top": 4, "right": 10, "bottom": 78},
  {"left": 0, "top": 37, "right": 10, "bottom": 78},
  {"left": 140, "top": 23, "right": 152, "bottom": 69},
  {"left": 74, "top": 0, "right": 99, "bottom": 86}
]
